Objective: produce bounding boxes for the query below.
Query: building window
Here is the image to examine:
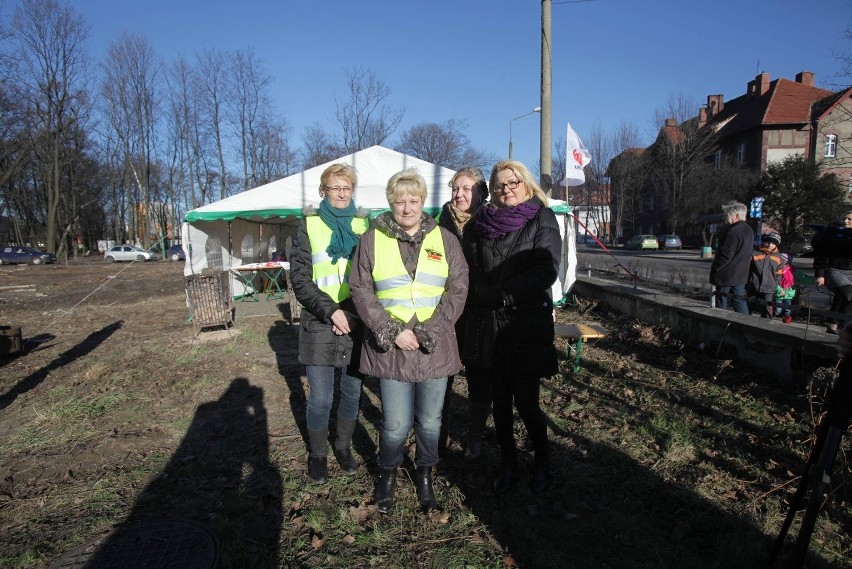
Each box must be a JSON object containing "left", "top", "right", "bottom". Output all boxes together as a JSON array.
[
  {"left": 714, "top": 150, "right": 722, "bottom": 170},
  {"left": 736, "top": 143, "right": 745, "bottom": 164},
  {"left": 825, "top": 134, "right": 837, "bottom": 158}
]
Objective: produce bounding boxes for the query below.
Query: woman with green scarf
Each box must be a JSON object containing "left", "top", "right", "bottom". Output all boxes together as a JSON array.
[{"left": 290, "top": 163, "right": 371, "bottom": 484}]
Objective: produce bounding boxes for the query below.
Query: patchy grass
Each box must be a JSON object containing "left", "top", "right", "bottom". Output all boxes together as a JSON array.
[{"left": 0, "top": 261, "right": 849, "bottom": 568}]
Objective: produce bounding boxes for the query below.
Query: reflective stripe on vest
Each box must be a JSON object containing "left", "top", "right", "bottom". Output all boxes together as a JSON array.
[
  {"left": 372, "top": 227, "right": 448, "bottom": 323},
  {"left": 306, "top": 216, "right": 369, "bottom": 302}
]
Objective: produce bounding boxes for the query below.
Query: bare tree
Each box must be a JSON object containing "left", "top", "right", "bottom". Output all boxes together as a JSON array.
[
  {"left": 11, "top": 0, "right": 89, "bottom": 253},
  {"left": 228, "top": 47, "right": 273, "bottom": 191},
  {"left": 101, "top": 33, "right": 160, "bottom": 246},
  {"left": 301, "top": 123, "right": 343, "bottom": 169},
  {"left": 606, "top": 121, "right": 645, "bottom": 242},
  {"left": 648, "top": 94, "right": 719, "bottom": 234},
  {"left": 395, "top": 119, "right": 492, "bottom": 171},
  {"left": 335, "top": 66, "right": 403, "bottom": 153},
  {"left": 252, "top": 116, "right": 295, "bottom": 185},
  {"left": 196, "top": 48, "right": 230, "bottom": 200}
]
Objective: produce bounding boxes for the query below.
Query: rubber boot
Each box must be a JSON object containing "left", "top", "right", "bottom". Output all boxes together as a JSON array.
[
  {"left": 416, "top": 466, "right": 439, "bottom": 511},
  {"left": 374, "top": 467, "right": 397, "bottom": 514},
  {"left": 307, "top": 428, "right": 329, "bottom": 484},
  {"left": 333, "top": 418, "right": 359, "bottom": 474},
  {"left": 464, "top": 402, "right": 491, "bottom": 461},
  {"left": 529, "top": 448, "right": 551, "bottom": 494}
]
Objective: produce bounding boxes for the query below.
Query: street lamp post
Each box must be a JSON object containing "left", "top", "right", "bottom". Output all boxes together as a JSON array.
[{"left": 508, "top": 106, "right": 541, "bottom": 159}]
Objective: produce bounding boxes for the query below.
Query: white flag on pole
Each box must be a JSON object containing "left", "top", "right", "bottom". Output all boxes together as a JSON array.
[{"left": 563, "top": 122, "right": 591, "bottom": 187}]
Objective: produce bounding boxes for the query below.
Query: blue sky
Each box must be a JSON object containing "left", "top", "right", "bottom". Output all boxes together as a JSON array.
[{"left": 75, "top": 0, "right": 850, "bottom": 173}]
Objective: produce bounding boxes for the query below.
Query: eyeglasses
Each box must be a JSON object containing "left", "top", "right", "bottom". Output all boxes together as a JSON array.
[
  {"left": 324, "top": 186, "right": 353, "bottom": 194},
  {"left": 495, "top": 180, "right": 522, "bottom": 192}
]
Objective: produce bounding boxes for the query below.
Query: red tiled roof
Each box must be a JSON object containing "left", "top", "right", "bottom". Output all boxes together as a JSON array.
[
  {"left": 706, "top": 77, "right": 833, "bottom": 137},
  {"left": 764, "top": 78, "right": 833, "bottom": 124}
]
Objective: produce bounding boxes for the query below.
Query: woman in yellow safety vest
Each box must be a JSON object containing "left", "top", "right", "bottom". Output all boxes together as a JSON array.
[
  {"left": 349, "top": 168, "right": 469, "bottom": 514},
  {"left": 436, "top": 166, "right": 491, "bottom": 461},
  {"left": 290, "top": 163, "right": 370, "bottom": 484}
]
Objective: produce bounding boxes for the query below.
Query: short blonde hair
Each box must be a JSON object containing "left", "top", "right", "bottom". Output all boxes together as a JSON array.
[
  {"left": 489, "top": 160, "right": 549, "bottom": 207},
  {"left": 319, "top": 163, "right": 357, "bottom": 193},
  {"left": 386, "top": 168, "right": 427, "bottom": 204}
]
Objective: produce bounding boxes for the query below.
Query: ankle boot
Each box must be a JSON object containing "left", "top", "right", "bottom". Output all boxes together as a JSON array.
[
  {"left": 333, "top": 418, "right": 359, "bottom": 474},
  {"left": 464, "top": 402, "right": 491, "bottom": 461},
  {"left": 307, "top": 428, "right": 329, "bottom": 483},
  {"left": 493, "top": 453, "right": 516, "bottom": 494},
  {"left": 529, "top": 450, "right": 551, "bottom": 494},
  {"left": 416, "top": 466, "right": 439, "bottom": 510},
  {"left": 374, "top": 467, "right": 397, "bottom": 514}
]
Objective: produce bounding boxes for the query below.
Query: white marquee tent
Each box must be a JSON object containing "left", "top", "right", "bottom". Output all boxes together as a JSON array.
[{"left": 181, "top": 145, "right": 576, "bottom": 299}]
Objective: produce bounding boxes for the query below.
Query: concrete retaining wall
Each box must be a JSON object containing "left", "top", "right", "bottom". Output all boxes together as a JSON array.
[{"left": 570, "top": 276, "right": 839, "bottom": 381}]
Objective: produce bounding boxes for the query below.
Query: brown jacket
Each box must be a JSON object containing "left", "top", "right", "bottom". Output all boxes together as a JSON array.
[{"left": 349, "top": 212, "right": 469, "bottom": 382}]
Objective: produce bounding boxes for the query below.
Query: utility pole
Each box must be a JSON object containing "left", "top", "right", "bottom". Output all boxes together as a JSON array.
[{"left": 540, "top": 0, "right": 553, "bottom": 196}]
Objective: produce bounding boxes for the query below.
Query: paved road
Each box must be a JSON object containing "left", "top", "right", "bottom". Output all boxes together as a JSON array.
[{"left": 575, "top": 245, "right": 830, "bottom": 310}]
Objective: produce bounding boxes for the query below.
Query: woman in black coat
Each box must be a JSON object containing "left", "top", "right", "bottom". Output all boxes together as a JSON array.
[
  {"left": 813, "top": 209, "right": 852, "bottom": 333},
  {"left": 461, "top": 160, "right": 561, "bottom": 494},
  {"left": 437, "top": 166, "right": 490, "bottom": 460}
]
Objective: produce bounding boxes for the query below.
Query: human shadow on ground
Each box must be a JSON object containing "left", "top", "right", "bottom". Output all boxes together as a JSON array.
[
  {"left": 267, "top": 312, "right": 380, "bottom": 470},
  {"left": 440, "top": 406, "right": 842, "bottom": 569},
  {"left": 0, "top": 322, "right": 121, "bottom": 411},
  {"left": 81, "top": 378, "right": 282, "bottom": 568}
]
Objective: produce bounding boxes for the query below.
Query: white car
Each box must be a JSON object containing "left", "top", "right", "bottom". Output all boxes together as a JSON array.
[{"left": 104, "top": 245, "right": 160, "bottom": 262}]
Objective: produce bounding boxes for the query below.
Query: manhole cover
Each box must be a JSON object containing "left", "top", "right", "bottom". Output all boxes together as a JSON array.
[{"left": 49, "top": 519, "right": 220, "bottom": 569}]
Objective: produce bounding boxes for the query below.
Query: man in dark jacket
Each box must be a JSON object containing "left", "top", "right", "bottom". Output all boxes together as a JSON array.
[{"left": 710, "top": 201, "right": 754, "bottom": 314}]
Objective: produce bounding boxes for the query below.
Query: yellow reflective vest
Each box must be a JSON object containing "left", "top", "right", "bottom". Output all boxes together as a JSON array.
[
  {"left": 306, "top": 216, "right": 369, "bottom": 302},
  {"left": 372, "top": 227, "right": 448, "bottom": 323}
]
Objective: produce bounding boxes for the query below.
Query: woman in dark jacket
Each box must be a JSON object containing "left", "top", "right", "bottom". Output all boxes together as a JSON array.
[
  {"left": 290, "top": 163, "right": 370, "bottom": 483},
  {"left": 813, "top": 209, "right": 852, "bottom": 333},
  {"left": 437, "top": 166, "right": 490, "bottom": 460},
  {"left": 462, "top": 160, "right": 561, "bottom": 494}
]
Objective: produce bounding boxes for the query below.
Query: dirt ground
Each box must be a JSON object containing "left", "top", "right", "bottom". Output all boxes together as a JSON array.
[{"left": 0, "top": 259, "right": 849, "bottom": 568}]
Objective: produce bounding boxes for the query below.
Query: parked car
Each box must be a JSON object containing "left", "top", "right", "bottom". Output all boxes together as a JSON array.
[
  {"left": 658, "top": 234, "right": 682, "bottom": 250},
  {"left": 0, "top": 246, "right": 57, "bottom": 265},
  {"left": 104, "top": 245, "right": 159, "bottom": 262},
  {"left": 625, "top": 235, "right": 659, "bottom": 250},
  {"left": 167, "top": 244, "right": 185, "bottom": 261}
]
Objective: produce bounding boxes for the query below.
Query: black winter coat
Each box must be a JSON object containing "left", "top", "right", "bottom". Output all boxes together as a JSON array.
[
  {"left": 812, "top": 223, "right": 852, "bottom": 278},
  {"left": 290, "top": 210, "right": 367, "bottom": 373},
  {"left": 461, "top": 197, "right": 560, "bottom": 379},
  {"left": 710, "top": 220, "right": 754, "bottom": 287}
]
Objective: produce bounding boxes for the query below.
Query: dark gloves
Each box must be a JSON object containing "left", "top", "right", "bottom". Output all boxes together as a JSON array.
[
  {"left": 413, "top": 324, "right": 437, "bottom": 353},
  {"left": 475, "top": 284, "right": 506, "bottom": 308}
]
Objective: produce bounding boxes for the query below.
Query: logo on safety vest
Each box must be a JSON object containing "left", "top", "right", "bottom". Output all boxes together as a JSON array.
[{"left": 425, "top": 249, "right": 443, "bottom": 262}]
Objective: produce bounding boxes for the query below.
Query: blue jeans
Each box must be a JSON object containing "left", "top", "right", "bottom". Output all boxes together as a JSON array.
[
  {"left": 306, "top": 365, "right": 363, "bottom": 432},
  {"left": 379, "top": 377, "right": 447, "bottom": 468},
  {"left": 716, "top": 285, "right": 749, "bottom": 314}
]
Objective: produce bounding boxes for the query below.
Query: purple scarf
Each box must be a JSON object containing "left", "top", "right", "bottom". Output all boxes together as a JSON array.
[{"left": 475, "top": 201, "right": 541, "bottom": 239}]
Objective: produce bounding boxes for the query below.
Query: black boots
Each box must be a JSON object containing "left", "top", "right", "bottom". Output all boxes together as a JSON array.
[
  {"left": 415, "top": 466, "right": 439, "bottom": 511},
  {"left": 307, "top": 428, "right": 329, "bottom": 484},
  {"left": 464, "top": 402, "right": 491, "bottom": 461},
  {"left": 529, "top": 450, "right": 551, "bottom": 494},
  {"left": 374, "top": 467, "right": 397, "bottom": 514},
  {"left": 493, "top": 453, "right": 516, "bottom": 494},
  {"left": 333, "top": 419, "right": 359, "bottom": 474}
]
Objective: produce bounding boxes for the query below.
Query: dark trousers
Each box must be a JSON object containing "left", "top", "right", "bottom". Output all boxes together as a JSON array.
[
  {"left": 830, "top": 285, "right": 852, "bottom": 323},
  {"left": 490, "top": 371, "right": 548, "bottom": 464}
]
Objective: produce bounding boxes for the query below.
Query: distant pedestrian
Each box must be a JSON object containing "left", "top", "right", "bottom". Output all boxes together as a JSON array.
[
  {"left": 774, "top": 253, "right": 796, "bottom": 324},
  {"left": 710, "top": 201, "right": 755, "bottom": 314},
  {"left": 812, "top": 209, "right": 852, "bottom": 334},
  {"left": 748, "top": 232, "right": 785, "bottom": 318}
]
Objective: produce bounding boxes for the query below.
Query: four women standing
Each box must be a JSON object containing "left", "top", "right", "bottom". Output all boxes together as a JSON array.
[
  {"left": 349, "top": 168, "right": 469, "bottom": 513},
  {"left": 290, "top": 164, "right": 370, "bottom": 483},
  {"left": 293, "top": 159, "right": 561, "bottom": 508}
]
